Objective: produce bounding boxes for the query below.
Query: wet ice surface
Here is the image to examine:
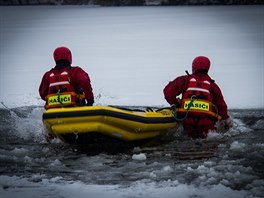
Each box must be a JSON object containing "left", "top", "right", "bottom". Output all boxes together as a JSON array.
[{"left": 0, "top": 106, "right": 263, "bottom": 198}]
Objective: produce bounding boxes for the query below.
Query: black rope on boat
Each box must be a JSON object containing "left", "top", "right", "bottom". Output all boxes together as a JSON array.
[
  {"left": 108, "top": 105, "right": 145, "bottom": 112},
  {"left": 156, "top": 107, "right": 172, "bottom": 112}
]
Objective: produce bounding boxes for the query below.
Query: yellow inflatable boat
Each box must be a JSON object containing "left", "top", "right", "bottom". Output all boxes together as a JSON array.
[{"left": 42, "top": 106, "right": 177, "bottom": 144}]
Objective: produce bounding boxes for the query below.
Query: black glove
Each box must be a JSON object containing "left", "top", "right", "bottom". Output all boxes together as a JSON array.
[
  {"left": 86, "top": 98, "right": 94, "bottom": 106},
  {"left": 176, "top": 98, "right": 182, "bottom": 108},
  {"left": 217, "top": 118, "right": 233, "bottom": 133},
  {"left": 221, "top": 118, "right": 233, "bottom": 130}
]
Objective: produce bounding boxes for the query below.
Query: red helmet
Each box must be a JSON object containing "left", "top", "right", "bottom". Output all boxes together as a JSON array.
[
  {"left": 53, "top": 47, "right": 72, "bottom": 64},
  {"left": 192, "top": 56, "right": 210, "bottom": 73}
]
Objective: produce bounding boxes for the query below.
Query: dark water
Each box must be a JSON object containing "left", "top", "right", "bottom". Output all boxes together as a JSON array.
[{"left": 0, "top": 106, "right": 263, "bottom": 196}]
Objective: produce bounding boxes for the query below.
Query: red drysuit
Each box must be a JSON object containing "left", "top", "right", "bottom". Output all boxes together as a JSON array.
[
  {"left": 39, "top": 66, "right": 94, "bottom": 108},
  {"left": 163, "top": 73, "right": 229, "bottom": 139}
]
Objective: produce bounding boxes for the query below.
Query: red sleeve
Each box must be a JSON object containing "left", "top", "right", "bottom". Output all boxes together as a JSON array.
[
  {"left": 39, "top": 71, "right": 50, "bottom": 101},
  {"left": 163, "top": 75, "right": 188, "bottom": 105},
  {"left": 211, "top": 83, "right": 229, "bottom": 120},
  {"left": 70, "top": 67, "right": 94, "bottom": 100}
]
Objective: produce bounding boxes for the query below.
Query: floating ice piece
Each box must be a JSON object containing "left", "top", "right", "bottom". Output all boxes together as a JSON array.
[
  {"left": 132, "top": 153, "right": 147, "bottom": 161},
  {"left": 230, "top": 141, "right": 246, "bottom": 152}
]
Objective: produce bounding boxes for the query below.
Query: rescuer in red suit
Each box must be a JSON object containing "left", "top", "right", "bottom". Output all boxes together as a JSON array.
[
  {"left": 39, "top": 47, "right": 94, "bottom": 109},
  {"left": 163, "top": 56, "right": 232, "bottom": 139}
]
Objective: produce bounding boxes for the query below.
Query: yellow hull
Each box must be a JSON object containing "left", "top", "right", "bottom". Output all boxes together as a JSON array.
[{"left": 42, "top": 106, "right": 177, "bottom": 143}]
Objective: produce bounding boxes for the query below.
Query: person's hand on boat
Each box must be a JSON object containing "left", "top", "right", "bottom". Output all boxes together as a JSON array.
[
  {"left": 86, "top": 98, "right": 94, "bottom": 106},
  {"left": 175, "top": 97, "right": 182, "bottom": 108}
]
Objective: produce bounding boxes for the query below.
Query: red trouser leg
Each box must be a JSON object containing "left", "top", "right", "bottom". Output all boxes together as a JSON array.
[{"left": 183, "top": 118, "right": 216, "bottom": 139}]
